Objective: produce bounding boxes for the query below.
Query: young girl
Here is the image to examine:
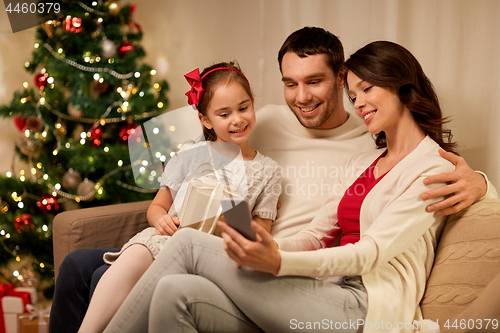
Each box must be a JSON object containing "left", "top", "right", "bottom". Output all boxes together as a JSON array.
[{"left": 78, "top": 62, "right": 282, "bottom": 333}]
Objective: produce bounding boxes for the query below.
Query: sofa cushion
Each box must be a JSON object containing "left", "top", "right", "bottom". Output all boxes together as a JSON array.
[{"left": 421, "top": 199, "right": 500, "bottom": 324}]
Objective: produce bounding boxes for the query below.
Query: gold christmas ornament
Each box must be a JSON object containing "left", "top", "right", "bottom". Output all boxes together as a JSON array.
[
  {"left": 108, "top": 2, "right": 120, "bottom": 16},
  {"left": 62, "top": 169, "right": 82, "bottom": 189},
  {"left": 42, "top": 20, "right": 57, "bottom": 38},
  {"left": 77, "top": 179, "right": 96, "bottom": 201},
  {"left": 16, "top": 131, "right": 43, "bottom": 158}
]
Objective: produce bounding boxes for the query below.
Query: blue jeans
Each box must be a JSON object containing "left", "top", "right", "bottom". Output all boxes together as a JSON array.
[{"left": 48, "top": 248, "right": 115, "bottom": 333}]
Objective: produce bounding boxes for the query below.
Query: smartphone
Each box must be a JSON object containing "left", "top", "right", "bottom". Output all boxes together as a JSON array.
[{"left": 220, "top": 198, "right": 257, "bottom": 241}]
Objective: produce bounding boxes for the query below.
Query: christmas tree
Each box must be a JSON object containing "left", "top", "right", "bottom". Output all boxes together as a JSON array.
[{"left": 0, "top": 0, "right": 171, "bottom": 296}]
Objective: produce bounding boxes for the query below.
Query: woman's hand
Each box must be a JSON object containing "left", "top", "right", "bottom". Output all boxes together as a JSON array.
[
  {"left": 218, "top": 221, "right": 281, "bottom": 275},
  {"left": 153, "top": 214, "right": 180, "bottom": 236}
]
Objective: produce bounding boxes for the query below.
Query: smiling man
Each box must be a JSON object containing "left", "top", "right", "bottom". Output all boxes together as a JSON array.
[{"left": 281, "top": 51, "right": 347, "bottom": 130}]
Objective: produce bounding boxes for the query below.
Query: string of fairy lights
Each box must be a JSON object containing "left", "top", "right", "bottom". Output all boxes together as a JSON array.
[
  {"left": 43, "top": 43, "right": 135, "bottom": 80},
  {"left": 1, "top": 0, "right": 173, "bottom": 279}
]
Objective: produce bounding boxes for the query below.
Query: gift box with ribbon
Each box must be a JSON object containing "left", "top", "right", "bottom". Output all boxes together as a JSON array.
[
  {"left": 178, "top": 142, "right": 242, "bottom": 236},
  {"left": 18, "top": 304, "right": 50, "bottom": 333},
  {"left": 178, "top": 175, "right": 239, "bottom": 235},
  {"left": 0, "top": 284, "right": 36, "bottom": 333}
]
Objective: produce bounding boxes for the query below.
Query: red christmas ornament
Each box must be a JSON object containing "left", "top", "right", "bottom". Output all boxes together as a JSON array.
[
  {"left": 14, "top": 214, "right": 34, "bottom": 233},
  {"left": 64, "top": 16, "right": 82, "bottom": 33},
  {"left": 34, "top": 72, "right": 49, "bottom": 89},
  {"left": 118, "top": 41, "right": 134, "bottom": 57},
  {"left": 90, "top": 126, "right": 103, "bottom": 147},
  {"left": 127, "top": 124, "right": 143, "bottom": 145},
  {"left": 37, "top": 194, "right": 60, "bottom": 214},
  {"left": 14, "top": 115, "right": 27, "bottom": 131},
  {"left": 119, "top": 123, "right": 138, "bottom": 142}
]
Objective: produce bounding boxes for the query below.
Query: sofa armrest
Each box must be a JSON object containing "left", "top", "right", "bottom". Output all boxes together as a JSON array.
[
  {"left": 421, "top": 198, "right": 500, "bottom": 323},
  {"left": 52, "top": 200, "right": 152, "bottom": 279}
]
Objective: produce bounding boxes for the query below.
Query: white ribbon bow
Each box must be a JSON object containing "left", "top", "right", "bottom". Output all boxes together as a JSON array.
[{"left": 25, "top": 304, "right": 51, "bottom": 333}]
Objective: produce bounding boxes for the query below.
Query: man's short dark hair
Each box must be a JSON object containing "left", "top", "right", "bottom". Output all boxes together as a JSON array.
[{"left": 278, "top": 27, "right": 345, "bottom": 75}]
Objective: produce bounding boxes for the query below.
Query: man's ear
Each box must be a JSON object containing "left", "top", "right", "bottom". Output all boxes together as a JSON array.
[
  {"left": 198, "top": 112, "right": 212, "bottom": 129},
  {"left": 337, "top": 66, "right": 347, "bottom": 89}
]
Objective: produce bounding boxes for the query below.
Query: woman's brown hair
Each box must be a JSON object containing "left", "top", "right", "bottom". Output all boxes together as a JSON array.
[{"left": 345, "top": 41, "right": 456, "bottom": 154}]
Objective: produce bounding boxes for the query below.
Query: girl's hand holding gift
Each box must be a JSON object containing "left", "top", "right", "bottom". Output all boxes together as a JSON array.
[{"left": 154, "top": 214, "right": 180, "bottom": 236}]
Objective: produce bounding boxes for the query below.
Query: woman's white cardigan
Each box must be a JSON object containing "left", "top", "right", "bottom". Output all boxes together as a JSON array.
[{"left": 276, "top": 136, "right": 454, "bottom": 332}]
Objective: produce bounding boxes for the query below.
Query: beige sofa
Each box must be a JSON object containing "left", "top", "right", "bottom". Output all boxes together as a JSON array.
[{"left": 52, "top": 198, "right": 500, "bottom": 326}]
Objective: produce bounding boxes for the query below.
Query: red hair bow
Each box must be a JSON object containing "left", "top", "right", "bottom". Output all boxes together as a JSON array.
[{"left": 184, "top": 69, "right": 205, "bottom": 109}]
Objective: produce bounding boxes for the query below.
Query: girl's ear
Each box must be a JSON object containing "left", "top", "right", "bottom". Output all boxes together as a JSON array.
[{"left": 198, "top": 112, "right": 213, "bottom": 129}]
